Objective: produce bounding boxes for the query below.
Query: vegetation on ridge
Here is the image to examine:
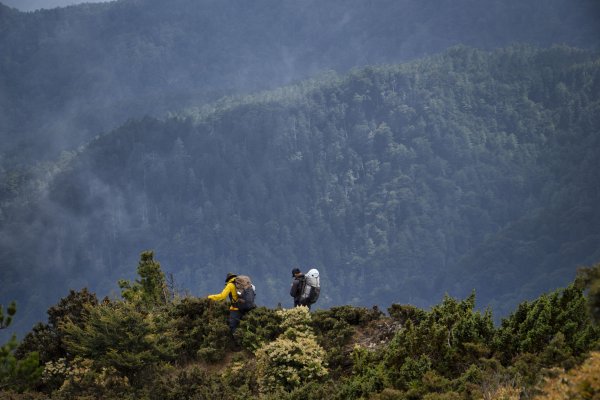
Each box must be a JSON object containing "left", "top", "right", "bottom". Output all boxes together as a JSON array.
[{"left": 0, "top": 251, "right": 599, "bottom": 399}]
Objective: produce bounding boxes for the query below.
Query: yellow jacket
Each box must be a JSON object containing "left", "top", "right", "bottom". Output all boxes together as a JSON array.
[{"left": 208, "top": 277, "right": 238, "bottom": 310}]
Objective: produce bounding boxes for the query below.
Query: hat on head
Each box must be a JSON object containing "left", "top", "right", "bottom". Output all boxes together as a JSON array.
[
  {"left": 225, "top": 272, "right": 237, "bottom": 282},
  {"left": 291, "top": 267, "right": 301, "bottom": 277}
]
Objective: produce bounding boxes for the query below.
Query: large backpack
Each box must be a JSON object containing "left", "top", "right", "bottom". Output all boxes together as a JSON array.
[
  {"left": 300, "top": 268, "right": 320, "bottom": 305},
  {"left": 234, "top": 275, "right": 256, "bottom": 312}
]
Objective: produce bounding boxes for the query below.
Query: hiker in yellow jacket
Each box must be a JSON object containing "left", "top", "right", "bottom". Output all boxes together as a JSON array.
[{"left": 207, "top": 272, "right": 242, "bottom": 334}]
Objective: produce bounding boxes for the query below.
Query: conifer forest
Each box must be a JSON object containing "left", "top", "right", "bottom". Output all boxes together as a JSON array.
[{"left": 1, "top": 0, "right": 599, "bottom": 398}]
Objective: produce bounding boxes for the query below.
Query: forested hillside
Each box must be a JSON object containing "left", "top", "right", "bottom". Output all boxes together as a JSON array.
[
  {"left": 0, "top": 0, "right": 598, "bottom": 163},
  {"left": 2, "top": 45, "right": 599, "bottom": 338}
]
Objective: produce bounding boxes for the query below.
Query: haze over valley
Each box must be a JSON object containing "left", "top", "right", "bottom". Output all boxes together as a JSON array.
[{"left": 1, "top": 0, "right": 599, "bottom": 341}]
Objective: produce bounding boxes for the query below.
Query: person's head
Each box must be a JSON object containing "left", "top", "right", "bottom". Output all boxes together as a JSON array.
[
  {"left": 225, "top": 272, "right": 237, "bottom": 282},
  {"left": 291, "top": 267, "right": 301, "bottom": 277}
]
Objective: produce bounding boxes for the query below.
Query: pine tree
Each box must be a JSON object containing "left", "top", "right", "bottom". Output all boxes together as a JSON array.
[
  {"left": 576, "top": 262, "right": 600, "bottom": 324},
  {"left": 0, "top": 302, "right": 43, "bottom": 392},
  {"left": 119, "top": 250, "right": 169, "bottom": 307}
]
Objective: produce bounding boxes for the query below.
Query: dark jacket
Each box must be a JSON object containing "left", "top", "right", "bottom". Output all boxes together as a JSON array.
[{"left": 290, "top": 274, "right": 305, "bottom": 306}]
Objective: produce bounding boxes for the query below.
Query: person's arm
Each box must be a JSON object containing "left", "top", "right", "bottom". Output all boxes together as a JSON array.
[
  {"left": 290, "top": 279, "right": 299, "bottom": 297},
  {"left": 208, "top": 282, "right": 235, "bottom": 301}
]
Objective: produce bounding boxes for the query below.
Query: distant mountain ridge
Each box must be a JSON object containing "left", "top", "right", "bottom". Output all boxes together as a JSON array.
[
  {"left": 2, "top": 45, "right": 599, "bottom": 339},
  {"left": 0, "top": 0, "right": 598, "bottom": 164}
]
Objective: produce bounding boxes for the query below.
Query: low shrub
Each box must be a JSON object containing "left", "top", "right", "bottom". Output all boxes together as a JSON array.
[
  {"left": 235, "top": 306, "right": 283, "bottom": 352},
  {"left": 256, "top": 307, "right": 328, "bottom": 394},
  {"left": 168, "top": 297, "right": 230, "bottom": 362}
]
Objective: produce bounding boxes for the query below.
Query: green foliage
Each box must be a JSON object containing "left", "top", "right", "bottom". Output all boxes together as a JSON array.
[
  {"left": 339, "top": 286, "right": 600, "bottom": 399},
  {"left": 384, "top": 293, "right": 495, "bottom": 386},
  {"left": 42, "top": 357, "right": 133, "bottom": 400},
  {"left": 2, "top": 0, "right": 595, "bottom": 168},
  {"left": 51, "top": 252, "right": 185, "bottom": 392},
  {"left": 235, "top": 306, "right": 283, "bottom": 353},
  {"left": 7, "top": 272, "right": 600, "bottom": 399},
  {"left": 4, "top": 44, "right": 600, "bottom": 338},
  {"left": 1, "top": 38, "right": 600, "bottom": 399},
  {"left": 60, "top": 300, "right": 181, "bottom": 385},
  {"left": 388, "top": 304, "right": 427, "bottom": 325},
  {"left": 150, "top": 366, "right": 233, "bottom": 400},
  {"left": 313, "top": 305, "right": 384, "bottom": 327},
  {"left": 16, "top": 288, "right": 98, "bottom": 365},
  {"left": 119, "top": 250, "right": 168, "bottom": 307},
  {"left": 256, "top": 307, "right": 328, "bottom": 394},
  {"left": 534, "top": 351, "right": 600, "bottom": 400},
  {"left": 167, "top": 297, "right": 230, "bottom": 363},
  {"left": 334, "top": 346, "right": 387, "bottom": 399},
  {"left": 575, "top": 262, "right": 600, "bottom": 324},
  {"left": 0, "top": 392, "right": 48, "bottom": 400},
  {"left": 493, "top": 284, "right": 599, "bottom": 368},
  {"left": 0, "top": 301, "right": 16, "bottom": 330},
  {"left": 1, "top": 337, "right": 42, "bottom": 393},
  {"left": 0, "top": 303, "right": 43, "bottom": 393},
  {"left": 330, "top": 293, "right": 499, "bottom": 399},
  {"left": 311, "top": 305, "right": 384, "bottom": 373},
  {"left": 284, "top": 380, "right": 341, "bottom": 400}
]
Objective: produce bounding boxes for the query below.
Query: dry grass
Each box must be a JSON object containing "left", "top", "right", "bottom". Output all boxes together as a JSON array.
[{"left": 534, "top": 351, "right": 600, "bottom": 400}]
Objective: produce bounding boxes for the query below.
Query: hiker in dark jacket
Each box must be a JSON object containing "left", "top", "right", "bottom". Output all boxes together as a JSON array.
[{"left": 289, "top": 267, "right": 305, "bottom": 307}]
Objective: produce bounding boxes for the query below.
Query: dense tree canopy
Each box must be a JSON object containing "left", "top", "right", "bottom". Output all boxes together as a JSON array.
[
  {"left": 0, "top": 0, "right": 598, "bottom": 163},
  {"left": 1, "top": 45, "right": 599, "bottom": 338},
  {"left": 1, "top": 1, "right": 599, "bottom": 397}
]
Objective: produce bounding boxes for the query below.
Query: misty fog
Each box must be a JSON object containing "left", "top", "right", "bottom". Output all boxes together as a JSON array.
[{"left": 1, "top": 0, "right": 599, "bottom": 342}]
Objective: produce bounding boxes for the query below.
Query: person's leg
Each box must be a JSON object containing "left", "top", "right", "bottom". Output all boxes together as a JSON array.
[
  {"left": 229, "top": 310, "right": 244, "bottom": 350},
  {"left": 229, "top": 310, "right": 242, "bottom": 334}
]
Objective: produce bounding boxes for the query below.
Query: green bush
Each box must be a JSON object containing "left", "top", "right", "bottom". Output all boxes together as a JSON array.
[
  {"left": 311, "top": 305, "right": 384, "bottom": 373},
  {"left": 313, "top": 305, "right": 383, "bottom": 327},
  {"left": 44, "top": 357, "right": 134, "bottom": 400},
  {"left": 0, "top": 302, "right": 43, "bottom": 393},
  {"left": 256, "top": 307, "right": 328, "bottom": 394},
  {"left": 493, "top": 284, "right": 600, "bottom": 367},
  {"left": 0, "top": 335, "right": 42, "bottom": 393},
  {"left": 334, "top": 346, "right": 387, "bottom": 399},
  {"left": 384, "top": 293, "right": 495, "bottom": 387},
  {"left": 16, "top": 288, "right": 98, "bottom": 365},
  {"left": 221, "top": 357, "right": 259, "bottom": 398},
  {"left": 0, "top": 391, "right": 48, "bottom": 400},
  {"left": 118, "top": 250, "right": 169, "bottom": 307},
  {"left": 149, "top": 366, "right": 234, "bottom": 400},
  {"left": 60, "top": 300, "right": 181, "bottom": 385},
  {"left": 235, "top": 306, "right": 283, "bottom": 353},
  {"left": 388, "top": 304, "right": 427, "bottom": 325},
  {"left": 7, "top": 263, "right": 600, "bottom": 400},
  {"left": 168, "top": 297, "right": 230, "bottom": 362},
  {"left": 575, "top": 262, "right": 600, "bottom": 324}
]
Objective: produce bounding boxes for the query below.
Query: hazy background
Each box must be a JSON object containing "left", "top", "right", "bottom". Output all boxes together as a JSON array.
[
  {"left": 1, "top": 0, "right": 599, "bottom": 341},
  {"left": 1, "top": 0, "right": 111, "bottom": 11}
]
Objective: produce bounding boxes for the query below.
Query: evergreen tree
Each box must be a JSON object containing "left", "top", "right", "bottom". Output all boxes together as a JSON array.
[
  {"left": 60, "top": 300, "right": 181, "bottom": 385},
  {"left": 0, "top": 302, "right": 43, "bottom": 392},
  {"left": 16, "top": 288, "right": 99, "bottom": 364},
  {"left": 576, "top": 262, "right": 600, "bottom": 324},
  {"left": 0, "top": 302, "right": 16, "bottom": 330},
  {"left": 119, "top": 250, "right": 169, "bottom": 307}
]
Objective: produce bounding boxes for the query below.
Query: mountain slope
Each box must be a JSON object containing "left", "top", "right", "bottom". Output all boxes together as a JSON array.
[
  {"left": 0, "top": 0, "right": 598, "bottom": 163},
  {"left": 2, "top": 45, "right": 599, "bottom": 337}
]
